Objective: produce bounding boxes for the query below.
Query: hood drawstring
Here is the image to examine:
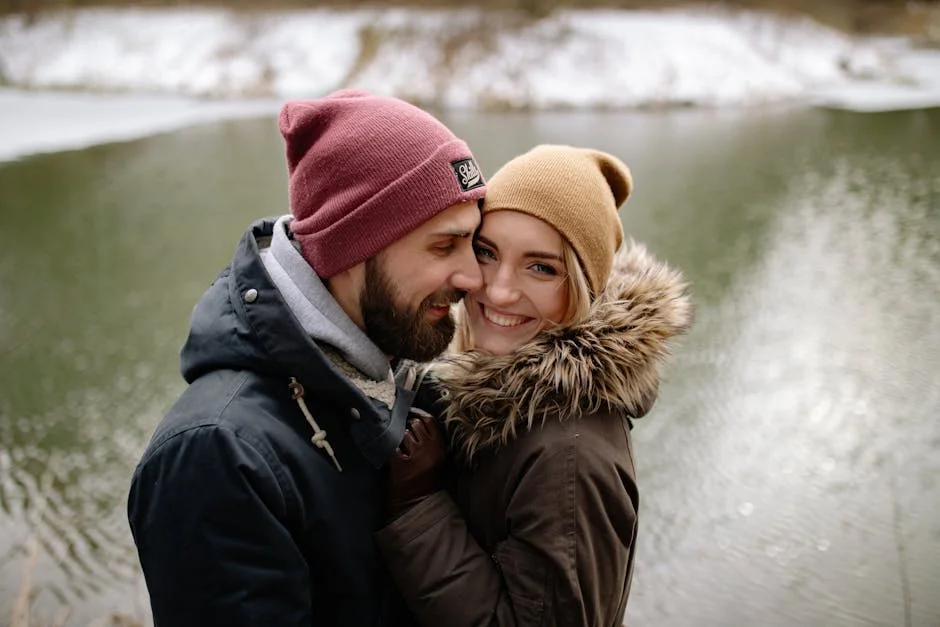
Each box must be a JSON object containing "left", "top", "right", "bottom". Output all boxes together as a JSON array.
[{"left": 289, "top": 377, "right": 343, "bottom": 472}]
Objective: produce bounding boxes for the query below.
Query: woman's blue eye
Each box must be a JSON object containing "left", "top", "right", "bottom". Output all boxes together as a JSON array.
[{"left": 533, "top": 263, "right": 557, "bottom": 275}]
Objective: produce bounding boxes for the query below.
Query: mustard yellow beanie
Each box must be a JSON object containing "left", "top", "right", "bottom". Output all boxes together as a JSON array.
[{"left": 481, "top": 144, "right": 631, "bottom": 294}]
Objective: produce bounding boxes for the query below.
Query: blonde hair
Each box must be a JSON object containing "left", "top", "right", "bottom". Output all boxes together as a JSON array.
[{"left": 451, "top": 238, "right": 594, "bottom": 353}]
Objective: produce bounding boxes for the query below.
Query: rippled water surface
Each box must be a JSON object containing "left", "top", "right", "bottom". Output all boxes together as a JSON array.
[{"left": 0, "top": 106, "right": 937, "bottom": 626}]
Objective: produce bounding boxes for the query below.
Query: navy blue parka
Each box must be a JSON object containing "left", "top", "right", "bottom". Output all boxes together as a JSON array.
[{"left": 128, "top": 219, "right": 417, "bottom": 627}]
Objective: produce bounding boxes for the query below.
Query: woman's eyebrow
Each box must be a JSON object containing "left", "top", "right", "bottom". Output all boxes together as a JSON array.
[
  {"left": 476, "top": 234, "right": 562, "bottom": 261},
  {"left": 475, "top": 234, "right": 499, "bottom": 250},
  {"left": 524, "top": 251, "right": 563, "bottom": 262}
]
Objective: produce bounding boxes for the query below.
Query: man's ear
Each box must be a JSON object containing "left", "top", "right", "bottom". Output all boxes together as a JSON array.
[{"left": 325, "top": 261, "right": 368, "bottom": 329}]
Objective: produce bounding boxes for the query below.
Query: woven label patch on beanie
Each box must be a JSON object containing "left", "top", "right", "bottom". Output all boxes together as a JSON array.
[{"left": 451, "top": 158, "right": 484, "bottom": 192}]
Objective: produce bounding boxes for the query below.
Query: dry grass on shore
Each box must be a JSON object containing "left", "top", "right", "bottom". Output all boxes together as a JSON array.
[{"left": 11, "top": 537, "right": 148, "bottom": 627}]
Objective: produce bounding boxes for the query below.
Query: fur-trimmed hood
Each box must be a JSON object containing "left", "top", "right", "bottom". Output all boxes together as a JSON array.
[{"left": 431, "top": 241, "right": 693, "bottom": 462}]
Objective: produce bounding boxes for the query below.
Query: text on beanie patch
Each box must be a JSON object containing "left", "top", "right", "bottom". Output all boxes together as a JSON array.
[{"left": 451, "top": 158, "right": 484, "bottom": 192}]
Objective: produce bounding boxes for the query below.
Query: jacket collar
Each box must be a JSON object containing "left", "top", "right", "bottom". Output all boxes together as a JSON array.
[
  {"left": 433, "top": 241, "right": 693, "bottom": 462},
  {"left": 183, "top": 218, "right": 409, "bottom": 468}
]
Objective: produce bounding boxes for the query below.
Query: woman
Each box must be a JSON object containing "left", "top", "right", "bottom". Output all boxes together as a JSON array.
[{"left": 377, "top": 144, "right": 693, "bottom": 626}]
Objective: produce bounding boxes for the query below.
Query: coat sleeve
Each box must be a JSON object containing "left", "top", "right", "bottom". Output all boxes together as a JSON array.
[
  {"left": 128, "top": 425, "right": 312, "bottom": 627},
  {"left": 375, "top": 432, "right": 638, "bottom": 627}
]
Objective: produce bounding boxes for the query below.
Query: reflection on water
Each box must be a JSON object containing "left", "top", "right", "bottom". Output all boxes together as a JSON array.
[
  {"left": 627, "top": 148, "right": 940, "bottom": 626},
  {"left": 0, "top": 122, "right": 289, "bottom": 622},
  {"left": 0, "top": 107, "right": 937, "bottom": 625}
]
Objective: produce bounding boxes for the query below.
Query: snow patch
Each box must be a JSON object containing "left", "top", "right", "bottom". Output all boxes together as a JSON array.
[{"left": 1, "top": 7, "right": 938, "bottom": 111}]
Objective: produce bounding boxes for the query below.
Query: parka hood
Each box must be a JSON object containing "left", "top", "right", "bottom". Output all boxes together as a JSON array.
[
  {"left": 433, "top": 241, "right": 693, "bottom": 462},
  {"left": 180, "top": 218, "right": 331, "bottom": 386},
  {"left": 178, "top": 218, "right": 414, "bottom": 469},
  {"left": 181, "top": 219, "right": 378, "bottom": 401}
]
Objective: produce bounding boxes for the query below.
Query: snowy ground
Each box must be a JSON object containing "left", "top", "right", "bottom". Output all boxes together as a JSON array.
[{"left": 1, "top": 6, "right": 939, "bottom": 162}]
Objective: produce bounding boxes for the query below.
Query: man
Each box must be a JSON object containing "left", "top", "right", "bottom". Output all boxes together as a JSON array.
[{"left": 127, "top": 89, "right": 487, "bottom": 626}]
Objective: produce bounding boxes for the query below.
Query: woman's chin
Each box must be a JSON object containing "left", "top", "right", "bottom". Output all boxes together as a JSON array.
[{"left": 471, "top": 327, "right": 533, "bottom": 356}]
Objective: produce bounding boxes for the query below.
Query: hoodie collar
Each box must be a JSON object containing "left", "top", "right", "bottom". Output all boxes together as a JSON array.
[{"left": 261, "top": 214, "right": 391, "bottom": 383}]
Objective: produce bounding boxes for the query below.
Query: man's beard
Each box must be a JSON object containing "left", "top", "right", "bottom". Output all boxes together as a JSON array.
[{"left": 360, "top": 256, "right": 463, "bottom": 362}]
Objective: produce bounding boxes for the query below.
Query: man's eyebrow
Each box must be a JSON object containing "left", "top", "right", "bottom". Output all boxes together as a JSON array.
[
  {"left": 476, "top": 234, "right": 562, "bottom": 261},
  {"left": 432, "top": 229, "right": 473, "bottom": 238}
]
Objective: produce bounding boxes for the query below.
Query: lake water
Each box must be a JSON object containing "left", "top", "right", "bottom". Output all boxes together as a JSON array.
[{"left": 0, "top": 105, "right": 938, "bottom": 626}]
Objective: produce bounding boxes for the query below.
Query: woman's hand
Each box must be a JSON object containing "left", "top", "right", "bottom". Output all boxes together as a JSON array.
[{"left": 387, "top": 410, "right": 446, "bottom": 519}]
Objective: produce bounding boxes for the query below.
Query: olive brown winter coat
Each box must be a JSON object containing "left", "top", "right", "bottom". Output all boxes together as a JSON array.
[{"left": 376, "top": 242, "right": 693, "bottom": 626}]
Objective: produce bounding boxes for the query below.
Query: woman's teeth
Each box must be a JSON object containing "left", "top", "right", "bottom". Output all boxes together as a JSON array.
[{"left": 483, "top": 307, "right": 529, "bottom": 328}]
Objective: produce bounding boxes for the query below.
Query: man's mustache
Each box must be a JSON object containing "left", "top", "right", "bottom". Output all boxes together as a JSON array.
[{"left": 421, "top": 289, "right": 466, "bottom": 309}]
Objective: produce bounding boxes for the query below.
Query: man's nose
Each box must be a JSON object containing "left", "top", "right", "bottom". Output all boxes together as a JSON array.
[{"left": 450, "top": 245, "right": 483, "bottom": 293}]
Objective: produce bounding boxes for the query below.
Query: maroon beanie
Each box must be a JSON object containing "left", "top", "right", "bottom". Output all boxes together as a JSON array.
[{"left": 279, "top": 89, "right": 487, "bottom": 278}]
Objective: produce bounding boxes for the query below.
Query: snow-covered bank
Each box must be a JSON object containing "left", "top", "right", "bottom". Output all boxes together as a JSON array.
[
  {"left": 1, "top": 6, "right": 939, "bottom": 112},
  {"left": 2, "top": 6, "right": 940, "bottom": 163}
]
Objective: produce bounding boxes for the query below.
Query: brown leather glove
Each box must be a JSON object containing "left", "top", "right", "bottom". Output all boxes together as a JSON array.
[{"left": 387, "top": 409, "right": 446, "bottom": 519}]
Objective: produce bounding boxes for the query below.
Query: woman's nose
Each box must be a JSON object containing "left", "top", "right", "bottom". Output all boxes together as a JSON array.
[{"left": 485, "top": 266, "right": 520, "bottom": 305}]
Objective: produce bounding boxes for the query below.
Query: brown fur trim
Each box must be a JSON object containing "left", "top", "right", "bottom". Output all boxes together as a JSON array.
[{"left": 432, "top": 240, "right": 693, "bottom": 463}]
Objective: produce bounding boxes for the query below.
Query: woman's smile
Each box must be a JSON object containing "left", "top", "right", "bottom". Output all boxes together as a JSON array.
[{"left": 479, "top": 303, "right": 534, "bottom": 329}]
